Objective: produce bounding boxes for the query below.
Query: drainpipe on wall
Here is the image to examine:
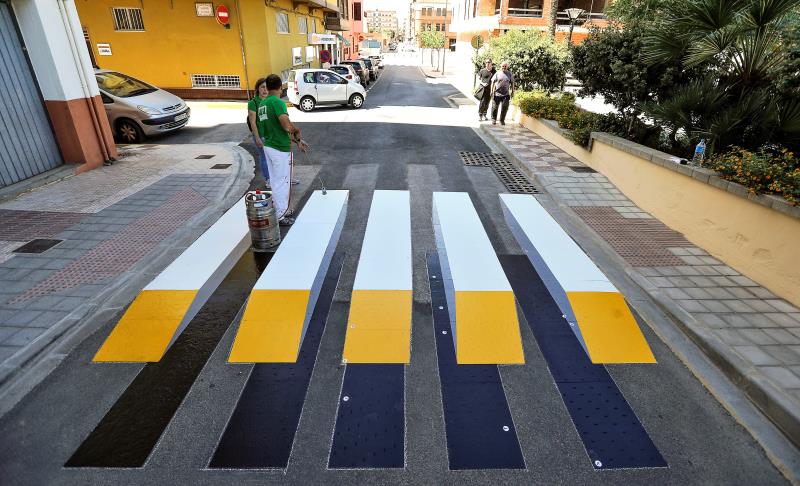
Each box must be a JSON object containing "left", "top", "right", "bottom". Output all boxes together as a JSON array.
[
  {"left": 56, "top": 0, "right": 114, "bottom": 164},
  {"left": 235, "top": 0, "right": 251, "bottom": 99}
]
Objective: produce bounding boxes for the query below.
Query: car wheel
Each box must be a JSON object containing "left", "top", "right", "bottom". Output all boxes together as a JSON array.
[
  {"left": 349, "top": 93, "right": 364, "bottom": 109},
  {"left": 116, "top": 119, "right": 144, "bottom": 143},
  {"left": 299, "top": 96, "right": 316, "bottom": 112}
]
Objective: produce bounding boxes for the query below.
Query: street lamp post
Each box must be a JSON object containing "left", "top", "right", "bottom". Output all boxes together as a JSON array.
[{"left": 565, "top": 7, "right": 585, "bottom": 45}]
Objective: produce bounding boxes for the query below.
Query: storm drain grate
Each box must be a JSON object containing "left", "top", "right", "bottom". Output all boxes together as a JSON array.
[
  {"left": 13, "top": 239, "right": 62, "bottom": 254},
  {"left": 458, "top": 151, "right": 539, "bottom": 194},
  {"left": 196, "top": 154, "right": 216, "bottom": 160},
  {"left": 210, "top": 164, "right": 231, "bottom": 170},
  {"left": 570, "top": 166, "right": 596, "bottom": 173}
]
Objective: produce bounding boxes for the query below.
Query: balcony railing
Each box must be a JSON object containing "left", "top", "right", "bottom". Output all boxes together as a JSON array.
[
  {"left": 495, "top": 8, "right": 544, "bottom": 18},
  {"left": 556, "top": 10, "right": 606, "bottom": 24}
]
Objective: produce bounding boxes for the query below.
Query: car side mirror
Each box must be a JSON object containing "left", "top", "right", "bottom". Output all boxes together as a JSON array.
[{"left": 101, "top": 93, "right": 113, "bottom": 104}]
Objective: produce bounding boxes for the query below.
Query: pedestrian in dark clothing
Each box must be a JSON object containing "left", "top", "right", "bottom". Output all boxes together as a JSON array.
[
  {"left": 477, "top": 59, "right": 495, "bottom": 121},
  {"left": 491, "top": 61, "right": 515, "bottom": 125}
]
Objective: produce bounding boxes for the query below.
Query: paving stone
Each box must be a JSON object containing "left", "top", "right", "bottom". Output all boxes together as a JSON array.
[
  {"left": 4, "top": 310, "right": 44, "bottom": 326},
  {"left": 676, "top": 265, "right": 702, "bottom": 276},
  {"left": 727, "top": 287, "right": 756, "bottom": 299},
  {"left": 684, "top": 287, "right": 713, "bottom": 299},
  {"left": 722, "top": 314, "right": 755, "bottom": 328},
  {"left": 0, "top": 345, "right": 18, "bottom": 361},
  {"left": 678, "top": 299, "right": 707, "bottom": 313},
  {"left": 668, "top": 247, "right": 692, "bottom": 256},
  {"left": 759, "top": 366, "right": 800, "bottom": 388},
  {"left": 767, "top": 313, "right": 800, "bottom": 327},
  {"left": 765, "top": 299, "right": 800, "bottom": 313},
  {"left": 680, "top": 256, "right": 706, "bottom": 265},
  {"left": 695, "top": 265, "right": 722, "bottom": 276},
  {"left": 701, "top": 300, "right": 731, "bottom": 313},
  {"left": 0, "top": 327, "right": 19, "bottom": 342},
  {"left": 747, "top": 287, "right": 778, "bottom": 299},
  {"left": 713, "top": 265, "right": 740, "bottom": 276},
  {"left": 3, "top": 327, "right": 45, "bottom": 346},
  {"left": 696, "top": 313, "right": 728, "bottom": 329},
  {"left": 646, "top": 276, "right": 674, "bottom": 288},
  {"left": 734, "top": 346, "right": 781, "bottom": 366},
  {"left": 662, "top": 288, "right": 691, "bottom": 300},
  {"left": 766, "top": 346, "right": 800, "bottom": 365},
  {"left": 788, "top": 329, "right": 800, "bottom": 339},
  {"left": 742, "top": 313, "right": 780, "bottom": 328},
  {"left": 50, "top": 297, "right": 86, "bottom": 312},
  {"left": 30, "top": 311, "right": 69, "bottom": 328},
  {"left": 668, "top": 276, "right": 696, "bottom": 287},
  {"left": 721, "top": 300, "right": 755, "bottom": 313},
  {"left": 654, "top": 267, "right": 682, "bottom": 277},
  {"left": 687, "top": 247, "right": 708, "bottom": 256},
  {"left": 746, "top": 300, "right": 778, "bottom": 313},
  {"left": 714, "top": 329, "right": 753, "bottom": 346},
  {"left": 703, "top": 287, "right": 735, "bottom": 299},
  {"left": 763, "top": 328, "right": 800, "bottom": 345},
  {"left": 709, "top": 276, "right": 737, "bottom": 287},
  {"left": 687, "top": 276, "right": 716, "bottom": 287},
  {"left": 739, "top": 328, "right": 779, "bottom": 345}
]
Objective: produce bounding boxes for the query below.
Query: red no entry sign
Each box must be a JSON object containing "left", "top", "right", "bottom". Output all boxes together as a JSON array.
[
  {"left": 320, "top": 50, "right": 332, "bottom": 63},
  {"left": 216, "top": 5, "right": 230, "bottom": 25}
]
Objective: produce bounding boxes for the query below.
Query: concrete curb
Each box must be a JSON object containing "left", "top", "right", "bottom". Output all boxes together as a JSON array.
[
  {"left": 478, "top": 123, "right": 800, "bottom": 479},
  {"left": 0, "top": 143, "right": 253, "bottom": 419}
]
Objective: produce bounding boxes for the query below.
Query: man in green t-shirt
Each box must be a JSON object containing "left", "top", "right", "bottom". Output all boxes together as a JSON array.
[
  {"left": 262, "top": 74, "right": 309, "bottom": 226},
  {"left": 247, "top": 78, "right": 270, "bottom": 185}
]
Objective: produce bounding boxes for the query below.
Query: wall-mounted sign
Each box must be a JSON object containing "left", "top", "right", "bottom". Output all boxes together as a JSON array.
[
  {"left": 292, "top": 47, "right": 302, "bottom": 66},
  {"left": 195, "top": 2, "right": 213, "bottom": 16},
  {"left": 305, "top": 45, "right": 315, "bottom": 62},
  {"left": 308, "top": 33, "right": 336, "bottom": 45},
  {"left": 97, "top": 43, "right": 112, "bottom": 56},
  {"left": 215, "top": 5, "right": 230, "bottom": 25}
]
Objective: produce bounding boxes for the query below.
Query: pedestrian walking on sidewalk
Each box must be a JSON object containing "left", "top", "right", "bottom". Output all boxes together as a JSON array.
[
  {"left": 477, "top": 59, "right": 495, "bottom": 121},
  {"left": 491, "top": 61, "right": 515, "bottom": 126},
  {"left": 248, "top": 78, "right": 271, "bottom": 188},
  {"left": 262, "top": 74, "right": 309, "bottom": 226}
]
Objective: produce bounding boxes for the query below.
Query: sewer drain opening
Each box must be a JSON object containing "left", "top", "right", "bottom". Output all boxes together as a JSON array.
[{"left": 458, "top": 151, "right": 539, "bottom": 194}]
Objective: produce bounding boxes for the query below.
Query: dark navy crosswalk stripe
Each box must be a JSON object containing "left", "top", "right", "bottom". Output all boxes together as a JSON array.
[
  {"left": 328, "top": 364, "right": 405, "bottom": 469},
  {"left": 501, "top": 255, "right": 667, "bottom": 470},
  {"left": 426, "top": 253, "right": 526, "bottom": 470},
  {"left": 209, "top": 254, "right": 343, "bottom": 469},
  {"left": 65, "top": 252, "right": 267, "bottom": 468}
]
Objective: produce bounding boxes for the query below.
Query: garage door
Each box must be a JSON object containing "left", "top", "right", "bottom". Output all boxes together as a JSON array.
[{"left": 0, "top": 1, "right": 62, "bottom": 188}]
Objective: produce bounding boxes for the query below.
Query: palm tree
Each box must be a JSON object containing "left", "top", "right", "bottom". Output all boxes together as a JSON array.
[
  {"left": 547, "top": 0, "right": 559, "bottom": 38},
  {"left": 643, "top": 0, "right": 800, "bottom": 151}
]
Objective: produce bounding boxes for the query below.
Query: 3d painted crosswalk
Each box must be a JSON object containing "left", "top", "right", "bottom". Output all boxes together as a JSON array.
[
  {"left": 433, "top": 192, "right": 525, "bottom": 364},
  {"left": 94, "top": 198, "right": 251, "bottom": 362},
  {"left": 500, "top": 194, "right": 656, "bottom": 364},
  {"left": 228, "top": 190, "right": 348, "bottom": 362}
]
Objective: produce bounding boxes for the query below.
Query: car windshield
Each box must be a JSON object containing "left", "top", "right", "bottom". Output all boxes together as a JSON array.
[{"left": 95, "top": 71, "right": 156, "bottom": 98}]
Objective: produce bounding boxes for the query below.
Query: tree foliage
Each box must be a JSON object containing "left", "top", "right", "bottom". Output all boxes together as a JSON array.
[
  {"left": 418, "top": 30, "right": 445, "bottom": 49},
  {"left": 473, "top": 30, "right": 569, "bottom": 92}
]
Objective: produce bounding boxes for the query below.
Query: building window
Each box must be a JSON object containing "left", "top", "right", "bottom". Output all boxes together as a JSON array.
[
  {"left": 306, "top": 45, "right": 315, "bottom": 61},
  {"left": 436, "top": 8, "right": 443, "bottom": 16},
  {"left": 191, "top": 74, "right": 241, "bottom": 89},
  {"left": 298, "top": 16, "right": 308, "bottom": 33},
  {"left": 112, "top": 7, "right": 145, "bottom": 31},
  {"left": 310, "top": 18, "right": 316, "bottom": 33},
  {"left": 276, "top": 12, "right": 290, "bottom": 33},
  {"left": 354, "top": 2, "right": 361, "bottom": 21}
]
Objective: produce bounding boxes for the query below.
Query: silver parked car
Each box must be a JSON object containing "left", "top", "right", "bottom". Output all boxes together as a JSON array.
[{"left": 95, "top": 69, "right": 190, "bottom": 143}]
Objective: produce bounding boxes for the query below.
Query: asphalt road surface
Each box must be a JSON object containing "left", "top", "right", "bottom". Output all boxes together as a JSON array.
[{"left": 0, "top": 63, "right": 788, "bottom": 485}]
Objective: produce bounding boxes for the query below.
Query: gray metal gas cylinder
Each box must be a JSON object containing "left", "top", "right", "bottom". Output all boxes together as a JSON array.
[{"left": 245, "top": 190, "right": 280, "bottom": 251}]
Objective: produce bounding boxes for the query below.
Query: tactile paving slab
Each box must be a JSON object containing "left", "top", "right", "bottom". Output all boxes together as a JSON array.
[
  {"left": 571, "top": 206, "right": 689, "bottom": 267},
  {"left": 427, "top": 253, "right": 526, "bottom": 470},
  {"left": 0, "top": 209, "right": 86, "bottom": 241},
  {"left": 329, "top": 364, "right": 405, "bottom": 469},
  {"left": 501, "top": 255, "right": 666, "bottom": 470},
  {"left": 458, "top": 151, "right": 539, "bottom": 194},
  {"left": 209, "top": 254, "right": 344, "bottom": 469}
]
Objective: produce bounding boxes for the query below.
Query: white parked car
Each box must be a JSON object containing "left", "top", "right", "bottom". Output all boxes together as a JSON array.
[
  {"left": 287, "top": 69, "right": 366, "bottom": 112},
  {"left": 328, "top": 64, "right": 360, "bottom": 84}
]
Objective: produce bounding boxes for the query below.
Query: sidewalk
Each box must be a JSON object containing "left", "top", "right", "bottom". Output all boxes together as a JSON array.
[
  {"left": 0, "top": 143, "right": 251, "bottom": 403},
  {"left": 480, "top": 122, "right": 800, "bottom": 448}
]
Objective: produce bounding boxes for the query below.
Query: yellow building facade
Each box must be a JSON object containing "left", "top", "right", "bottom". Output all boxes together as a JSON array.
[{"left": 76, "top": 0, "right": 338, "bottom": 98}]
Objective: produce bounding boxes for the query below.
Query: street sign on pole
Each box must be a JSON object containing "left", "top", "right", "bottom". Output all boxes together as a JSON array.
[{"left": 470, "top": 35, "right": 484, "bottom": 50}]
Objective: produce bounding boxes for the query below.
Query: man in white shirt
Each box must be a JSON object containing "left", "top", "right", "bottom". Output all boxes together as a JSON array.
[{"left": 490, "top": 61, "right": 515, "bottom": 125}]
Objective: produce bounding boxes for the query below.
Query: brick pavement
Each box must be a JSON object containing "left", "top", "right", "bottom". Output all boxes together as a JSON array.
[
  {"left": 484, "top": 122, "right": 800, "bottom": 424},
  {"left": 0, "top": 144, "right": 249, "bottom": 370}
]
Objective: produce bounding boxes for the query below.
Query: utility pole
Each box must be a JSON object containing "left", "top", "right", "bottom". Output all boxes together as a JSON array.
[{"left": 441, "top": 0, "right": 449, "bottom": 74}]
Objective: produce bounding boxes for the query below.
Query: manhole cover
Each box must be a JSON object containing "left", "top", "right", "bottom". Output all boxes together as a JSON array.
[
  {"left": 210, "top": 164, "right": 232, "bottom": 169},
  {"left": 458, "top": 151, "right": 539, "bottom": 194},
  {"left": 196, "top": 154, "right": 216, "bottom": 159},
  {"left": 13, "top": 239, "right": 62, "bottom": 254}
]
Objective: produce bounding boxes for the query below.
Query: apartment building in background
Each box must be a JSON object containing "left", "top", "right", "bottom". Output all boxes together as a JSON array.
[
  {"left": 450, "top": 0, "right": 611, "bottom": 55},
  {"left": 410, "top": 0, "right": 456, "bottom": 51},
  {"left": 365, "top": 9, "right": 398, "bottom": 34}
]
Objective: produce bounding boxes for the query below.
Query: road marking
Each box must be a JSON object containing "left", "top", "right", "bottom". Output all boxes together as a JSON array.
[
  {"left": 343, "top": 190, "right": 412, "bottom": 363},
  {"left": 427, "top": 253, "right": 526, "bottom": 470},
  {"left": 500, "top": 194, "right": 656, "bottom": 364},
  {"left": 228, "top": 190, "right": 348, "bottom": 362},
  {"left": 432, "top": 192, "right": 524, "bottom": 364},
  {"left": 93, "top": 198, "right": 250, "bottom": 362},
  {"left": 502, "top": 255, "right": 667, "bottom": 469}
]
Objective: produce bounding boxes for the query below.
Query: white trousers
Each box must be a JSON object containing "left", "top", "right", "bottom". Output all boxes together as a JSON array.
[{"left": 263, "top": 146, "right": 292, "bottom": 219}]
